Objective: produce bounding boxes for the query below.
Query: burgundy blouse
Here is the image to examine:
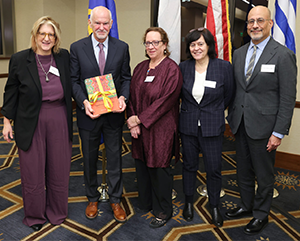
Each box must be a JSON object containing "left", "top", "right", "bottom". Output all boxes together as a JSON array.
[
  {"left": 127, "top": 57, "right": 183, "bottom": 168},
  {"left": 35, "top": 54, "right": 64, "bottom": 103}
]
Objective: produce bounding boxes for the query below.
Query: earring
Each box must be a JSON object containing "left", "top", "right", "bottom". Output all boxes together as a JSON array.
[{"left": 164, "top": 49, "right": 167, "bottom": 54}]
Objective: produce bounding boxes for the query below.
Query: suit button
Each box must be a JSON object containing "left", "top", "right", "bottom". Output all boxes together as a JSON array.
[{"left": 241, "top": 105, "right": 244, "bottom": 108}]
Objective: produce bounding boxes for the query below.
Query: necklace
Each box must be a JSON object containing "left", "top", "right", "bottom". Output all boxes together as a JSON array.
[{"left": 36, "top": 53, "right": 53, "bottom": 82}]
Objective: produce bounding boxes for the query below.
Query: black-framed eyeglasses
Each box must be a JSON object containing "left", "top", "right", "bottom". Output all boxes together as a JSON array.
[
  {"left": 143, "top": 40, "right": 163, "bottom": 48},
  {"left": 189, "top": 27, "right": 205, "bottom": 33},
  {"left": 38, "top": 32, "right": 55, "bottom": 39},
  {"left": 246, "top": 18, "right": 270, "bottom": 26}
]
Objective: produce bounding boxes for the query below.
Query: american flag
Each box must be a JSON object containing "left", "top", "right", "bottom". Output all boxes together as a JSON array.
[{"left": 205, "top": 0, "right": 232, "bottom": 62}]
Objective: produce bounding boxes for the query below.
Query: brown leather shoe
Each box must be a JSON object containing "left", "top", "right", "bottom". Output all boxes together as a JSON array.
[
  {"left": 85, "top": 202, "right": 98, "bottom": 219},
  {"left": 110, "top": 203, "right": 127, "bottom": 223}
]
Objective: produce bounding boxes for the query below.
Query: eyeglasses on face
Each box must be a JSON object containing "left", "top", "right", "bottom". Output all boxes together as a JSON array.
[
  {"left": 190, "top": 42, "right": 205, "bottom": 48},
  {"left": 143, "top": 40, "right": 162, "bottom": 48},
  {"left": 246, "top": 18, "right": 270, "bottom": 27},
  {"left": 38, "top": 32, "right": 55, "bottom": 39}
]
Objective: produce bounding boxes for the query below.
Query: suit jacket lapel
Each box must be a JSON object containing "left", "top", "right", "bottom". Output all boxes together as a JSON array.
[
  {"left": 186, "top": 59, "right": 203, "bottom": 106},
  {"left": 27, "top": 49, "right": 42, "bottom": 94},
  {"left": 238, "top": 44, "right": 248, "bottom": 89},
  {"left": 248, "top": 38, "right": 277, "bottom": 83},
  {"left": 83, "top": 35, "right": 101, "bottom": 75},
  {"left": 105, "top": 37, "right": 117, "bottom": 74},
  {"left": 186, "top": 59, "right": 196, "bottom": 94}
]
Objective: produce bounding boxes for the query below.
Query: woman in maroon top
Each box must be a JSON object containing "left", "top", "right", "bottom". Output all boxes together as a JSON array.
[
  {"left": 1, "top": 16, "right": 72, "bottom": 232},
  {"left": 127, "top": 27, "right": 182, "bottom": 228}
]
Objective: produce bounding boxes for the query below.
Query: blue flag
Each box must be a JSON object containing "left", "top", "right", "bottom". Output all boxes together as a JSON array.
[
  {"left": 272, "top": 0, "right": 296, "bottom": 53},
  {"left": 88, "top": 0, "right": 119, "bottom": 39}
]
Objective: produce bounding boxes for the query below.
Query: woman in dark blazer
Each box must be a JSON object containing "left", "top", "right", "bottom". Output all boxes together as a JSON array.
[
  {"left": 1, "top": 16, "right": 72, "bottom": 232},
  {"left": 179, "top": 28, "right": 235, "bottom": 227}
]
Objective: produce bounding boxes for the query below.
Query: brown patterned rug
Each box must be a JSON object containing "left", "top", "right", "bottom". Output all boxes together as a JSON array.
[{"left": 0, "top": 112, "right": 300, "bottom": 240}]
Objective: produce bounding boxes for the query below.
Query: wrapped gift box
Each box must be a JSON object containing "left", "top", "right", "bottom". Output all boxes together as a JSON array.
[{"left": 84, "top": 74, "right": 119, "bottom": 115}]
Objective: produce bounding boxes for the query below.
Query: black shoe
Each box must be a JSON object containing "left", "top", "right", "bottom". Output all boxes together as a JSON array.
[
  {"left": 149, "top": 217, "right": 169, "bottom": 228},
  {"left": 225, "top": 206, "right": 252, "bottom": 219},
  {"left": 211, "top": 207, "right": 223, "bottom": 227},
  {"left": 244, "top": 217, "right": 268, "bottom": 235},
  {"left": 30, "top": 224, "right": 43, "bottom": 231},
  {"left": 183, "top": 203, "right": 193, "bottom": 222}
]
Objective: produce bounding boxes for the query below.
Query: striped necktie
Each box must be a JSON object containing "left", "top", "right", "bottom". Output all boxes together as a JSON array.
[
  {"left": 98, "top": 43, "right": 105, "bottom": 75},
  {"left": 245, "top": 45, "right": 257, "bottom": 82}
]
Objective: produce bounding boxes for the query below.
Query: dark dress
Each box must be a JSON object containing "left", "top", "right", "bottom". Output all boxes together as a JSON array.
[
  {"left": 127, "top": 57, "right": 182, "bottom": 168},
  {"left": 127, "top": 57, "right": 182, "bottom": 219}
]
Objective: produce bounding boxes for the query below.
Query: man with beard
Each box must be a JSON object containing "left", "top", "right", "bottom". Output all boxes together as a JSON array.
[
  {"left": 226, "top": 5, "right": 297, "bottom": 235},
  {"left": 70, "top": 6, "right": 131, "bottom": 223}
]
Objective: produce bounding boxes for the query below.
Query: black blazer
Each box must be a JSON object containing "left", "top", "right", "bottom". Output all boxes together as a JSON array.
[
  {"left": 70, "top": 35, "right": 131, "bottom": 131},
  {"left": 1, "top": 48, "right": 73, "bottom": 151},
  {"left": 179, "top": 58, "right": 235, "bottom": 137}
]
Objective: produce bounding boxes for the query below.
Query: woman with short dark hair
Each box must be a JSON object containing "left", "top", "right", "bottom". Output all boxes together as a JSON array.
[{"left": 179, "top": 28, "right": 235, "bottom": 227}]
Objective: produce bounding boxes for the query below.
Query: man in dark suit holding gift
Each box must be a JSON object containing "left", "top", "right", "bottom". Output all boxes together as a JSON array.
[
  {"left": 226, "top": 6, "right": 297, "bottom": 234},
  {"left": 70, "top": 6, "right": 131, "bottom": 222}
]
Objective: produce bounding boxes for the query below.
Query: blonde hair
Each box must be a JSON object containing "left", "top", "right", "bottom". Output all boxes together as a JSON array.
[{"left": 30, "top": 16, "right": 61, "bottom": 54}]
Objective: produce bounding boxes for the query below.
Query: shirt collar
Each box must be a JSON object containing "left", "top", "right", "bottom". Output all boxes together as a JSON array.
[
  {"left": 249, "top": 36, "right": 270, "bottom": 51},
  {"left": 91, "top": 33, "right": 109, "bottom": 48}
]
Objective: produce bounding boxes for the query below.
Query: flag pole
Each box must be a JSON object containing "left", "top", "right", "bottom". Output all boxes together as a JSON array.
[
  {"left": 151, "top": 0, "right": 159, "bottom": 27},
  {"left": 228, "top": 0, "right": 236, "bottom": 46}
]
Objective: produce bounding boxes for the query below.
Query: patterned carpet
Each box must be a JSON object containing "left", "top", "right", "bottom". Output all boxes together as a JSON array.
[{"left": 0, "top": 112, "right": 300, "bottom": 240}]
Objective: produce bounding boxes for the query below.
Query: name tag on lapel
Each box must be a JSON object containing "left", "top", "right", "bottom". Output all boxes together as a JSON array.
[
  {"left": 204, "top": 80, "right": 216, "bottom": 88},
  {"left": 261, "top": 64, "right": 275, "bottom": 73},
  {"left": 144, "top": 76, "right": 155, "bottom": 82},
  {"left": 49, "top": 66, "right": 60, "bottom": 76}
]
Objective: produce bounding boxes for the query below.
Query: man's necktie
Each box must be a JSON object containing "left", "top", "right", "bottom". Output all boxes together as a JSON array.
[
  {"left": 98, "top": 43, "right": 105, "bottom": 75},
  {"left": 245, "top": 45, "right": 257, "bottom": 82}
]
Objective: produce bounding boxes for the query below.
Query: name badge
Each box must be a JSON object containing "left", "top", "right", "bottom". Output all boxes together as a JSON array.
[
  {"left": 49, "top": 66, "right": 60, "bottom": 76},
  {"left": 144, "top": 76, "right": 155, "bottom": 82},
  {"left": 204, "top": 80, "right": 216, "bottom": 88},
  {"left": 261, "top": 64, "right": 275, "bottom": 73}
]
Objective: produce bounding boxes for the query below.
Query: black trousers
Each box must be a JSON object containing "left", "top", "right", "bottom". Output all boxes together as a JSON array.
[
  {"left": 181, "top": 128, "right": 223, "bottom": 207},
  {"left": 79, "top": 115, "right": 123, "bottom": 203},
  {"left": 235, "top": 119, "right": 275, "bottom": 220},
  {"left": 135, "top": 159, "right": 173, "bottom": 220}
]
